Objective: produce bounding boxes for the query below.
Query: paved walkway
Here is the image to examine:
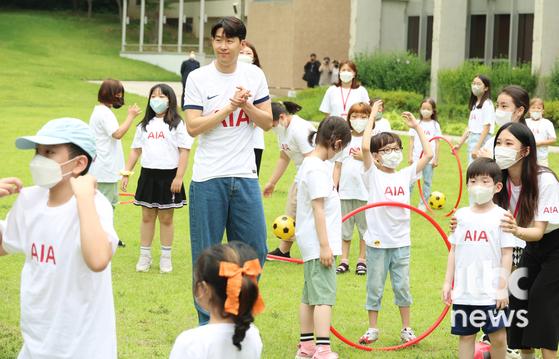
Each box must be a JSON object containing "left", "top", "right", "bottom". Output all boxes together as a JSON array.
[{"left": 88, "top": 80, "right": 558, "bottom": 153}]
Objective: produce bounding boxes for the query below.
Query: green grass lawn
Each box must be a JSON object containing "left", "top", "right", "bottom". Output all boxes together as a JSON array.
[{"left": 0, "top": 11, "right": 558, "bottom": 359}]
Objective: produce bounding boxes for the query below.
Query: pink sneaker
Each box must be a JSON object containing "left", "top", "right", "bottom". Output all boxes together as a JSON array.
[
  {"left": 312, "top": 345, "right": 338, "bottom": 359},
  {"left": 295, "top": 341, "right": 316, "bottom": 359}
]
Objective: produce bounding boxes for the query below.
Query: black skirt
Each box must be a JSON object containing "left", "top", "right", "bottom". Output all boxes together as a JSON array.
[{"left": 134, "top": 167, "right": 186, "bottom": 209}]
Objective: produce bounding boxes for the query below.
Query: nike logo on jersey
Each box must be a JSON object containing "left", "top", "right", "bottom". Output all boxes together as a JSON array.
[{"left": 207, "top": 95, "right": 219, "bottom": 100}]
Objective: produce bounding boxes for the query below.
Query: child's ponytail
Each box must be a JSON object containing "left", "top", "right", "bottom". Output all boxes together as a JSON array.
[{"left": 232, "top": 276, "right": 259, "bottom": 350}]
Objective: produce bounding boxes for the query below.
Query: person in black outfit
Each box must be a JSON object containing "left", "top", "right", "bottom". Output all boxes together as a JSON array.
[
  {"left": 303, "top": 53, "right": 320, "bottom": 88},
  {"left": 180, "top": 51, "right": 200, "bottom": 109}
]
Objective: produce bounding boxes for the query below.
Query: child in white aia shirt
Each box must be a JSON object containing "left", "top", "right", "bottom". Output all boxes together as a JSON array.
[
  {"left": 0, "top": 118, "right": 120, "bottom": 359},
  {"left": 526, "top": 98, "right": 556, "bottom": 167},
  {"left": 295, "top": 116, "right": 351, "bottom": 359},
  {"left": 442, "top": 158, "right": 514, "bottom": 358},
  {"left": 121, "top": 84, "right": 193, "bottom": 274},
  {"left": 170, "top": 242, "right": 264, "bottom": 359},
  {"left": 359, "top": 102, "right": 434, "bottom": 345}
]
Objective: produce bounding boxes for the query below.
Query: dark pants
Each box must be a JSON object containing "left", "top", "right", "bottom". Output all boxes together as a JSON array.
[
  {"left": 508, "top": 228, "right": 559, "bottom": 351},
  {"left": 254, "top": 148, "right": 263, "bottom": 177}
]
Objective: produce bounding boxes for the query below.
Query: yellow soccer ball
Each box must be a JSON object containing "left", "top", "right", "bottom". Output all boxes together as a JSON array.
[
  {"left": 272, "top": 215, "right": 295, "bottom": 241},
  {"left": 428, "top": 191, "right": 446, "bottom": 210}
]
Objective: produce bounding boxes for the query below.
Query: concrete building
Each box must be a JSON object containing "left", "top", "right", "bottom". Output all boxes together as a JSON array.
[{"left": 120, "top": 0, "right": 559, "bottom": 97}]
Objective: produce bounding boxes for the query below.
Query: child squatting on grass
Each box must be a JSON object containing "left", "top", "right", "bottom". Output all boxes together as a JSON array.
[
  {"left": 121, "top": 83, "right": 192, "bottom": 274},
  {"left": 295, "top": 116, "right": 351, "bottom": 359},
  {"left": 0, "top": 118, "right": 120, "bottom": 359},
  {"left": 359, "top": 101, "right": 433, "bottom": 345},
  {"left": 170, "top": 242, "right": 265, "bottom": 359},
  {"left": 443, "top": 158, "right": 514, "bottom": 359}
]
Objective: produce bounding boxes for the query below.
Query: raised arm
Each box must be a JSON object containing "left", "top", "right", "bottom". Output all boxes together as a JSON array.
[
  {"left": 402, "top": 112, "right": 433, "bottom": 174},
  {"left": 112, "top": 104, "right": 142, "bottom": 139},
  {"left": 362, "top": 100, "right": 381, "bottom": 171}
]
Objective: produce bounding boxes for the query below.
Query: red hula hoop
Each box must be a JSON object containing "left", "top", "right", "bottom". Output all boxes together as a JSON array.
[
  {"left": 118, "top": 192, "right": 135, "bottom": 205},
  {"left": 416, "top": 136, "right": 463, "bottom": 217},
  {"left": 266, "top": 254, "right": 304, "bottom": 264},
  {"left": 331, "top": 201, "right": 451, "bottom": 351}
]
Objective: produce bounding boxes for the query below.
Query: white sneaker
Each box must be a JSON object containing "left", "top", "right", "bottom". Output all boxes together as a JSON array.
[
  {"left": 160, "top": 255, "right": 173, "bottom": 273},
  {"left": 505, "top": 348, "right": 522, "bottom": 359},
  {"left": 136, "top": 254, "right": 152, "bottom": 272},
  {"left": 359, "top": 328, "right": 379, "bottom": 344},
  {"left": 400, "top": 327, "right": 416, "bottom": 343}
]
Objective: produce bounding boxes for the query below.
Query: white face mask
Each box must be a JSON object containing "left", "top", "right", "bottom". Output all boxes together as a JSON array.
[
  {"left": 494, "top": 146, "right": 520, "bottom": 169},
  {"left": 468, "top": 184, "right": 495, "bottom": 205},
  {"left": 420, "top": 109, "right": 433, "bottom": 119},
  {"left": 238, "top": 53, "right": 254, "bottom": 64},
  {"left": 495, "top": 109, "right": 513, "bottom": 126},
  {"left": 350, "top": 119, "right": 368, "bottom": 133},
  {"left": 380, "top": 150, "right": 403, "bottom": 169},
  {"left": 339, "top": 71, "right": 354, "bottom": 83},
  {"left": 375, "top": 112, "right": 383, "bottom": 120},
  {"left": 29, "top": 155, "right": 75, "bottom": 189},
  {"left": 531, "top": 111, "right": 542, "bottom": 120},
  {"left": 471, "top": 84, "right": 484, "bottom": 97}
]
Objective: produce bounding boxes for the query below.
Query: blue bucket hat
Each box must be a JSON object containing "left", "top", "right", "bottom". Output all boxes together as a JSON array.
[{"left": 15, "top": 118, "right": 96, "bottom": 159}]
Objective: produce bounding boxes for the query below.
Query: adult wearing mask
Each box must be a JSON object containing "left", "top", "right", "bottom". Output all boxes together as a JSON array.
[
  {"left": 239, "top": 41, "right": 265, "bottom": 176},
  {"left": 319, "top": 60, "right": 370, "bottom": 118},
  {"left": 89, "top": 79, "right": 141, "bottom": 247},
  {"left": 494, "top": 123, "right": 559, "bottom": 359}
]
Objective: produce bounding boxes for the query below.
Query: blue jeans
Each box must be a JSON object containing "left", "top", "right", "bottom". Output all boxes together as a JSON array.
[
  {"left": 366, "top": 246, "right": 412, "bottom": 311},
  {"left": 189, "top": 177, "right": 268, "bottom": 324}
]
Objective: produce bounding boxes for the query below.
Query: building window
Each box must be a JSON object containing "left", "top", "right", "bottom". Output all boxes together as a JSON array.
[
  {"left": 469, "top": 15, "right": 486, "bottom": 59},
  {"left": 407, "top": 16, "right": 420, "bottom": 55},
  {"left": 426, "top": 16, "right": 433, "bottom": 61},
  {"left": 493, "top": 14, "right": 510, "bottom": 59},
  {"left": 517, "top": 13, "right": 533, "bottom": 64}
]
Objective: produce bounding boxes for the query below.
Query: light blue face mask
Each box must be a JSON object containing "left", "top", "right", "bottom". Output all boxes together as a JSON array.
[{"left": 150, "top": 98, "right": 169, "bottom": 114}]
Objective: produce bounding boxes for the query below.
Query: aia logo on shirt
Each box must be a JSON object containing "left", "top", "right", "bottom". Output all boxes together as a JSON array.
[
  {"left": 544, "top": 206, "right": 558, "bottom": 214},
  {"left": 384, "top": 186, "right": 405, "bottom": 197},
  {"left": 464, "top": 230, "right": 488, "bottom": 242},
  {"left": 31, "top": 243, "right": 56, "bottom": 265},
  {"left": 147, "top": 131, "right": 165, "bottom": 139},
  {"left": 349, "top": 147, "right": 361, "bottom": 156},
  {"left": 220, "top": 109, "right": 250, "bottom": 128}
]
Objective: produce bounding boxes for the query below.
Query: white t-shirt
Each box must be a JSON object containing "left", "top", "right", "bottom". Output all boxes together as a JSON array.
[
  {"left": 274, "top": 115, "right": 315, "bottom": 172},
  {"left": 468, "top": 100, "right": 495, "bottom": 134},
  {"left": 296, "top": 156, "right": 342, "bottom": 261},
  {"left": 170, "top": 323, "right": 262, "bottom": 359},
  {"left": 525, "top": 118, "right": 556, "bottom": 161},
  {"left": 131, "top": 118, "right": 193, "bottom": 169},
  {"left": 449, "top": 206, "right": 516, "bottom": 305},
  {"left": 0, "top": 187, "right": 119, "bottom": 359},
  {"left": 319, "top": 85, "right": 370, "bottom": 118},
  {"left": 372, "top": 117, "right": 392, "bottom": 135},
  {"left": 507, "top": 171, "right": 559, "bottom": 237},
  {"left": 184, "top": 61, "right": 270, "bottom": 182},
  {"left": 89, "top": 105, "right": 124, "bottom": 183},
  {"left": 336, "top": 135, "right": 368, "bottom": 201},
  {"left": 362, "top": 163, "right": 420, "bottom": 248},
  {"left": 408, "top": 120, "right": 442, "bottom": 162},
  {"left": 253, "top": 126, "right": 265, "bottom": 150}
]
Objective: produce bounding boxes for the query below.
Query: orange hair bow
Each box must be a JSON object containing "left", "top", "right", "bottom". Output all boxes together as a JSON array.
[{"left": 219, "top": 259, "right": 265, "bottom": 316}]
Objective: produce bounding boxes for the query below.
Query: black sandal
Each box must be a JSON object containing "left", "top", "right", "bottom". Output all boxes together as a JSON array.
[
  {"left": 336, "top": 262, "right": 350, "bottom": 274},
  {"left": 355, "top": 262, "right": 367, "bottom": 275}
]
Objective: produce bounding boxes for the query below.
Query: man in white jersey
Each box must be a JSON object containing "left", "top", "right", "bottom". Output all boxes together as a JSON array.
[{"left": 183, "top": 17, "right": 272, "bottom": 324}]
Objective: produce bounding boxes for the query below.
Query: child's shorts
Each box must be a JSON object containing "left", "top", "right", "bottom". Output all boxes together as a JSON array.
[
  {"left": 451, "top": 304, "right": 508, "bottom": 336},
  {"left": 341, "top": 199, "right": 367, "bottom": 241},
  {"left": 302, "top": 258, "right": 336, "bottom": 306}
]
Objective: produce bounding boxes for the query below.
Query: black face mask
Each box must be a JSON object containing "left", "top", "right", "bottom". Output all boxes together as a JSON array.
[{"left": 113, "top": 97, "right": 124, "bottom": 109}]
